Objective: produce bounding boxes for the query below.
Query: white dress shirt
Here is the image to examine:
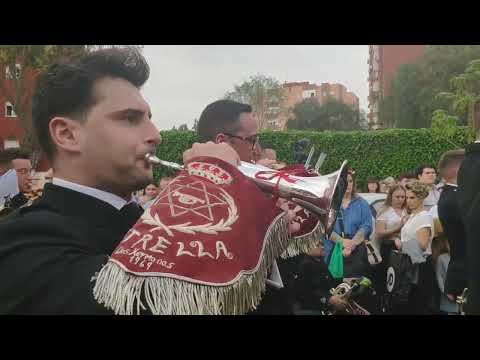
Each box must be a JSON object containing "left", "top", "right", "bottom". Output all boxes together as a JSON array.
[{"left": 52, "top": 177, "right": 132, "bottom": 210}]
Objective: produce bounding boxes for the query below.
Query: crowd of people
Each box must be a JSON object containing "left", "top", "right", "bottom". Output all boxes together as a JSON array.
[
  {"left": 0, "top": 46, "right": 477, "bottom": 315},
  {"left": 351, "top": 154, "right": 466, "bottom": 314}
]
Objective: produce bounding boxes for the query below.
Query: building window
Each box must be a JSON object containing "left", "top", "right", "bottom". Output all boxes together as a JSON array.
[
  {"left": 5, "top": 64, "right": 21, "bottom": 80},
  {"left": 5, "top": 102, "right": 17, "bottom": 117}
]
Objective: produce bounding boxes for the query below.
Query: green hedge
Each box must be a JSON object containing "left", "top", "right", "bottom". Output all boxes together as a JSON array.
[{"left": 155, "top": 128, "right": 472, "bottom": 190}]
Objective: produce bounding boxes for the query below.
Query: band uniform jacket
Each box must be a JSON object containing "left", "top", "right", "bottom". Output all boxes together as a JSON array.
[
  {"left": 458, "top": 142, "right": 480, "bottom": 314},
  {"left": 0, "top": 183, "right": 143, "bottom": 314},
  {"left": 437, "top": 184, "right": 467, "bottom": 296}
]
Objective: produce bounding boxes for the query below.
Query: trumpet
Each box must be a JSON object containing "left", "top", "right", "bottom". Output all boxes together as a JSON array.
[
  {"left": 328, "top": 277, "right": 373, "bottom": 315},
  {"left": 145, "top": 153, "right": 348, "bottom": 239}
]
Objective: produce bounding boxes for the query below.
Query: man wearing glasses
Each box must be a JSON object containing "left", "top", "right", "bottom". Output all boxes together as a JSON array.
[
  {"left": 197, "top": 100, "right": 261, "bottom": 163},
  {"left": 0, "top": 148, "right": 33, "bottom": 210},
  {"left": 197, "top": 100, "right": 299, "bottom": 314}
]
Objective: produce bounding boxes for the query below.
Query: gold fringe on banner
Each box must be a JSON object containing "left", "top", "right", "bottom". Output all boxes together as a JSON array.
[
  {"left": 93, "top": 213, "right": 289, "bottom": 315},
  {"left": 280, "top": 221, "right": 324, "bottom": 259}
]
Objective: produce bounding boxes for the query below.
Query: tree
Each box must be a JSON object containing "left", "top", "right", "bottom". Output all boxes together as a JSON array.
[
  {"left": 224, "top": 74, "right": 286, "bottom": 130},
  {"left": 177, "top": 124, "right": 189, "bottom": 131},
  {"left": 387, "top": 45, "right": 480, "bottom": 129},
  {"left": 429, "top": 59, "right": 480, "bottom": 142},
  {"left": 287, "top": 98, "right": 362, "bottom": 131},
  {"left": 436, "top": 59, "right": 480, "bottom": 130},
  {"left": 392, "top": 63, "right": 424, "bottom": 128},
  {"left": 287, "top": 98, "right": 322, "bottom": 130}
]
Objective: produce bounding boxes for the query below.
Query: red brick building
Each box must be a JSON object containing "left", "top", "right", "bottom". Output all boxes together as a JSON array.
[
  {"left": 275, "top": 81, "right": 359, "bottom": 129},
  {"left": 0, "top": 63, "right": 50, "bottom": 170},
  {"left": 368, "top": 45, "right": 425, "bottom": 129},
  {"left": 0, "top": 65, "right": 25, "bottom": 150}
]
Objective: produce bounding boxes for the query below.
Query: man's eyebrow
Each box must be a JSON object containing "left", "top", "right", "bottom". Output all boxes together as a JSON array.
[{"left": 110, "top": 108, "right": 150, "bottom": 118}]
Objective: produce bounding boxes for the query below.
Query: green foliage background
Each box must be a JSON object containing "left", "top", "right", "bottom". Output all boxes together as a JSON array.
[{"left": 154, "top": 128, "right": 472, "bottom": 190}]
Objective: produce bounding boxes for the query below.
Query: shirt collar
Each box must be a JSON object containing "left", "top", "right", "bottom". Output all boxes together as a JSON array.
[
  {"left": 52, "top": 177, "right": 133, "bottom": 210},
  {"left": 445, "top": 183, "right": 458, "bottom": 187}
]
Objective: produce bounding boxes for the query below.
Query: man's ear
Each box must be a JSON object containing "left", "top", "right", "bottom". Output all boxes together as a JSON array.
[
  {"left": 49, "top": 117, "right": 83, "bottom": 154},
  {"left": 215, "top": 133, "right": 228, "bottom": 144}
]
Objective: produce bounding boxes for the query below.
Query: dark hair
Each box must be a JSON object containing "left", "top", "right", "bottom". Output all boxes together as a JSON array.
[
  {"left": 415, "top": 164, "right": 436, "bottom": 179},
  {"left": 145, "top": 183, "right": 158, "bottom": 190},
  {"left": 32, "top": 47, "right": 150, "bottom": 160},
  {"left": 0, "top": 148, "right": 31, "bottom": 168},
  {"left": 366, "top": 176, "right": 380, "bottom": 193},
  {"left": 437, "top": 149, "right": 465, "bottom": 177},
  {"left": 398, "top": 172, "right": 416, "bottom": 181},
  {"left": 197, "top": 99, "right": 252, "bottom": 142},
  {"left": 347, "top": 168, "right": 358, "bottom": 198}
]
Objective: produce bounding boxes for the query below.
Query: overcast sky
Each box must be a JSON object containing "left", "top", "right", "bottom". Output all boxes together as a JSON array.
[{"left": 141, "top": 45, "right": 369, "bottom": 130}]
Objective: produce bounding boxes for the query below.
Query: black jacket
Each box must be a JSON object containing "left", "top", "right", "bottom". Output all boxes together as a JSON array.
[
  {"left": 0, "top": 183, "right": 293, "bottom": 315},
  {"left": 438, "top": 184, "right": 467, "bottom": 296},
  {"left": 0, "top": 183, "right": 143, "bottom": 314},
  {"left": 277, "top": 254, "right": 339, "bottom": 313},
  {"left": 458, "top": 142, "right": 480, "bottom": 314},
  {"left": 9, "top": 192, "right": 28, "bottom": 210}
]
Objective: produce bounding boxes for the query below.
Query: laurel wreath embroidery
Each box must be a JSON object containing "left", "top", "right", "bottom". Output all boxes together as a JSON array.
[{"left": 140, "top": 187, "right": 239, "bottom": 237}]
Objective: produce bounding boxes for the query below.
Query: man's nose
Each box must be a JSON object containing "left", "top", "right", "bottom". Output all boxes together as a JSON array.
[{"left": 146, "top": 121, "right": 162, "bottom": 147}]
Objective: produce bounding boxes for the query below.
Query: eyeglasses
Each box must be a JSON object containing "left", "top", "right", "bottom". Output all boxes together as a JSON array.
[{"left": 223, "top": 133, "right": 260, "bottom": 150}]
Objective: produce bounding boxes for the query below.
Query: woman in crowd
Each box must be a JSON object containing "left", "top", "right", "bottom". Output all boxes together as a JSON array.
[
  {"left": 137, "top": 183, "right": 159, "bottom": 208},
  {"left": 326, "top": 169, "right": 373, "bottom": 279},
  {"left": 375, "top": 184, "right": 408, "bottom": 294},
  {"left": 379, "top": 177, "right": 396, "bottom": 194},
  {"left": 395, "top": 180, "right": 436, "bottom": 314},
  {"left": 366, "top": 176, "right": 381, "bottom": 193}
]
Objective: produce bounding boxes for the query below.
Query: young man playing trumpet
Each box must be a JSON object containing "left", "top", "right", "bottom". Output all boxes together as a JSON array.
[{"left": 0, "top": 48, "right": 298, "bottom": 315}]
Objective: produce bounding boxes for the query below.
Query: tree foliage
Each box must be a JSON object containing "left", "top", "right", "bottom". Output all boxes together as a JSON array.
[
  {"left": 382, "top": 45, "right": 480, "bottom": 129},
  {"left": 224, "top": 74, "right": 286, "bottom": 130},
  {"left": 154, "top": 127, "right": 472, "bottom": 189},
  {"left": 287, "top": 98, "right": 362, "bottom": 131}
]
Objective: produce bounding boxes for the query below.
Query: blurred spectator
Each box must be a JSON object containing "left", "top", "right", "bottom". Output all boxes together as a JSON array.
[
  {"left": 375, "top": 184, "right": 408, "bottom": 292},
  {"left": 262, "top": 148, "right": 277, "bottom": 161},
  {"left": 415, "top": 164, "right": 440, "bottom": 211},
  {"left": 327, "top": 169, "right": 373, "bottom": 278},
  {"left": 398, "top": 172, "right": 416, "bottom": 188},
  {"left": 0, "top": 148, "right": 33, "bottom": 210},
  {"left": 138, "top": 183, "right": 159, "bottom": 208},
  {"left": 366, "top": 176, "right": 380, "bottom": 193},
  {"left": 396, "top": 180, "right": 436, "bottom": 314},
  {"left": 379, "top": 177, "right": 396, "bottom": 194}
]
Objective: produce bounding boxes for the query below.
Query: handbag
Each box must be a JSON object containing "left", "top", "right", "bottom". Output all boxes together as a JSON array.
[
  {"left": 386, "top": 251, "right": 414, "bottom": 304},
  {"left": 328, "top": 240, "right": 344, "bottom": 279}
]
